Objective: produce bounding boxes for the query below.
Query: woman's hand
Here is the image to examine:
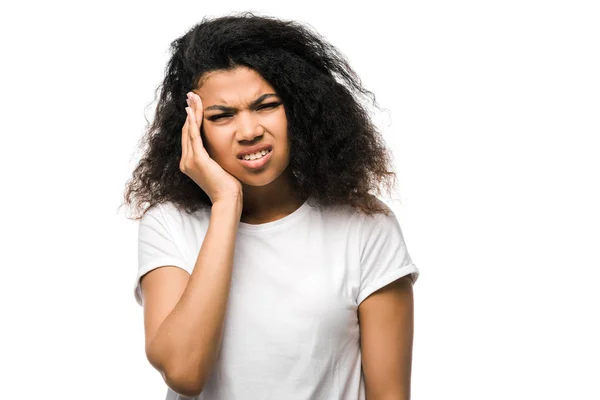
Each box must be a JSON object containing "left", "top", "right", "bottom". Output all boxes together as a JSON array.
[{"left": 180, "top": 92, "right": 243, "bottom": 205}]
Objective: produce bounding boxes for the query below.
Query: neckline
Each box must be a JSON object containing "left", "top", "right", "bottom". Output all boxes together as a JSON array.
[{"left": 237, "top": 197, "right": 312, "bottom": 233}]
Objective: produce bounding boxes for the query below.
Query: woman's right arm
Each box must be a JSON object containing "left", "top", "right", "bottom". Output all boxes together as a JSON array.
[
  {"left": 141, "top": 91, "right": 243, "bottom": 397},
  {"left": 141, "top": 197, "right": 242, "bottom": 397}
]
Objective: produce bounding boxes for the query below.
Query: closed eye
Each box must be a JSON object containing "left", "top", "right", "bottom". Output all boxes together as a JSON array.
[
  {"left": 207, "top": 102, "right": 281, "bottom": 122},
  {"left": 257, "top": 102, "right": 281, "bottom": 110},
  {"left": 207, "top": 114, "right": 233, "bottom": 121}
]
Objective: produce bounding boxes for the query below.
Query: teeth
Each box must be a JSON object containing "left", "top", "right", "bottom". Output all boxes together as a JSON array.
[{"left": 243, "top": 149, "right": 270, "bottom": 160}]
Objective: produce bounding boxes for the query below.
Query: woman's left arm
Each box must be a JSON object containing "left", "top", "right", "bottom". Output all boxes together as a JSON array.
[{"left": 358, "top": 274, "right": 415, "bottom": 400}]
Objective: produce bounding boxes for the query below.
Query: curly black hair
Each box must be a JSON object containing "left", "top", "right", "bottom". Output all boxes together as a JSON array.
[{"left": 121, "top": 11, "right": 400, "bottom": 220}]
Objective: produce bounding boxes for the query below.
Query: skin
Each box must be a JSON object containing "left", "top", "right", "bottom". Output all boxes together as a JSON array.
[
  {"left": 187, "top": 66, "right": 415, "bottom": 398},
  {"left": 192, "top": 66, "right": 306, "bottom": 224},
  {"left": 359, "top": 275, "right": 414, "bottom": 399}
]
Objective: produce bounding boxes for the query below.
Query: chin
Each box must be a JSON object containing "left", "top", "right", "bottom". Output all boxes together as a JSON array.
[
  {"left": 239, "top": 175, "right": 277, "bottom": 187},
  {"left": 240, "top": 167, "right": 288, "bottom": 187}
]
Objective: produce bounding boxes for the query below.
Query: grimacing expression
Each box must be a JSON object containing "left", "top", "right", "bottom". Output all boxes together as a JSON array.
[{"left": 195, "top": 66, "right": 290, "bottom": 187}]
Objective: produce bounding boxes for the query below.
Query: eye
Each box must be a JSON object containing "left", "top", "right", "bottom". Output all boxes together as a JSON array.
[
  {"left": 207, "top": 103, "right": 281, "bottom": 122},
  {"left": 257, "top": 102, "right": 281, "bottom": 110},
  {"left": 208, "top": 114, "right": 232, "bottom": 121}
]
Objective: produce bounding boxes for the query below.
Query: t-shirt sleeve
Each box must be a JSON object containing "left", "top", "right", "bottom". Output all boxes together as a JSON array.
[
  {"left": 356, "top": 207, "right": 419, "bottom": 305},
  {"left": 134, "top": 204, "right": 192, "bottom": 307}
]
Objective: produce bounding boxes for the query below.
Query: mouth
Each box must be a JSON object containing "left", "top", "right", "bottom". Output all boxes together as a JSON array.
[
  {"left": 237, "top": 145, "right": 273, "bottom": 160},
  {"left": 237, "top": 148, "right": 273, "bottom": 170}
]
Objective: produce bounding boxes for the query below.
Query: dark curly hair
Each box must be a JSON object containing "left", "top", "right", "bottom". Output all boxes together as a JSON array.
[{"left": 121, "top": 11, "right": 401, "bottom": 220}]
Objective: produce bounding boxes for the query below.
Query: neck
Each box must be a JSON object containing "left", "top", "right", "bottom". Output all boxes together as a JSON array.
[{"left": 240, "top": 167, "right": 306, "bottom": 223}]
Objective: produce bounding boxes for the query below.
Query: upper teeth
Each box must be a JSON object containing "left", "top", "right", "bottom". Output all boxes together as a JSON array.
[{"left": 243, "top": 149, "right": 270, "bottom": 160}]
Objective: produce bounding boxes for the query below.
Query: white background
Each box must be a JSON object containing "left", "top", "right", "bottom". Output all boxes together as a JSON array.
[{"left": 1, "top": 0, "right": 598, "bottom": 398}]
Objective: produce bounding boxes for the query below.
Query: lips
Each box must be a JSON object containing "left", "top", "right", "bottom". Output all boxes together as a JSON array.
[
  {"left": 238, "top": 147, "right": 273, "bottom": 170},
  {"left": 237, "top": 144, "right": 273, "bottom": 159}
]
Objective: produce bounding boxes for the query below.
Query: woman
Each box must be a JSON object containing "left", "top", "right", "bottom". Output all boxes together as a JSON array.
[{"left": 123, "top": 12, "right": 420, "bottom": 400}]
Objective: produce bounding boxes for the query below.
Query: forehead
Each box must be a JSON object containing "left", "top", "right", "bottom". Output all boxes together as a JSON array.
[{"left": 197, "top": 67, "right": 275, "bottom": 104}]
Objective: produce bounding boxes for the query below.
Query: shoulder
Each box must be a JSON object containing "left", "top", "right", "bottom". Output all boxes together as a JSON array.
[
  {"left": 140, "top": 201, "right": 211, "bottom": 232},
  {"left": 307, "top": 196, "right": 395, "bottom": 239},
  {"left": 312, "top": 200, "right": 364, "bottom": 231},
  {"left": 358, "top": 195, "right": 396, "bottom": 230}
]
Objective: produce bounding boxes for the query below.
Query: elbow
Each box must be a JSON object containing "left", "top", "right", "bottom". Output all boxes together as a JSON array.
[
  {"left": 146, "top": 345, "right": 205, "bottom": 397},
  {"left": 164, "top": 368, "right": 205, "bottom": 398}
]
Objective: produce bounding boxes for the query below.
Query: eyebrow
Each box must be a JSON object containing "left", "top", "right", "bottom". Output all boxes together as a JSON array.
[{"left": 204, "top": 93, "right": 280, "bottom": 112}]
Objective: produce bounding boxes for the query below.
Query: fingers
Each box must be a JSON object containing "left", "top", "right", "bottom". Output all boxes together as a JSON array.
[
  {"left": 192, "top": 93, "right": 203, "bottom": 129},
  {"left": 187, "top": 93, "right": 204, "bottom": 143},
  {"left": 182, "top": 92, "right": 207, "bottom": 172},
  {"left": 186, "top": 104, "right": 206, "bottom": 160},
  {"left": 181, "top": 111, "right": 189, "bottom": 168}
]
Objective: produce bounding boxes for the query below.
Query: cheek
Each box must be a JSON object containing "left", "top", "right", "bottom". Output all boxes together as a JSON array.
[
  {"left": 202, "top": 130, "right": 231, "bottom": 161},
  {"left": 274, "top": 109, "right": 288, "bottom": 128},
  {"left": 200, "top": 128, "right": 217, "bottom": 158},
  {"left": 266, "top": 112, "right": 288, "bottom": 141}
]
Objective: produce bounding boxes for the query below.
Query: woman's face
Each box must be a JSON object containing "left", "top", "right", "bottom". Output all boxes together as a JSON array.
[{"left": 195, "top": 66, "right": 290, "bottom": 187}]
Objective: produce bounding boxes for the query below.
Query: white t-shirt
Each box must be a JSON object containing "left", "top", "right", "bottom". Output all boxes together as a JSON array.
[{"left": 134, "top": 196, "right": 419, "bottom": 400}]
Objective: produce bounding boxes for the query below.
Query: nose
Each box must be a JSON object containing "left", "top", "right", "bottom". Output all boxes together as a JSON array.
[{"left": 235, "top": 111, "right": 264, "bottom": 142}]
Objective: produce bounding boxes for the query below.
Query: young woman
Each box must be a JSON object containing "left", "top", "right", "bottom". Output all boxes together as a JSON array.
[{"left": 123, "top": 12, "right": 420, "bottom": 400}]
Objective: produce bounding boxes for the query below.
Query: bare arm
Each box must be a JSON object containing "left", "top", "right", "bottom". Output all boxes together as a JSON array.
[
  {"left": 359, "top": 275, "right": 415, "bottom": 400},
  {"left": 142, "top": 198, "right": 242, "bottom": 397}
]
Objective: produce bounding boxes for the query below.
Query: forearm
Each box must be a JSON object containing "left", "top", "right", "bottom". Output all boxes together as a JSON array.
[{"left": 148, "top": 199, "right": 242, "bottom": 392}]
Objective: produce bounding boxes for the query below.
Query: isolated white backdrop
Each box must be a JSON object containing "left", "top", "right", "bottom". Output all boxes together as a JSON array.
[{"left": 1, "top": 0, "right": 598, "bottom": 399}]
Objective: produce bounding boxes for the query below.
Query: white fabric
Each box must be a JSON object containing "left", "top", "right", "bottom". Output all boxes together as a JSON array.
[{"left": 135, "top": 196, "right": 419, "bottom": 400}]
